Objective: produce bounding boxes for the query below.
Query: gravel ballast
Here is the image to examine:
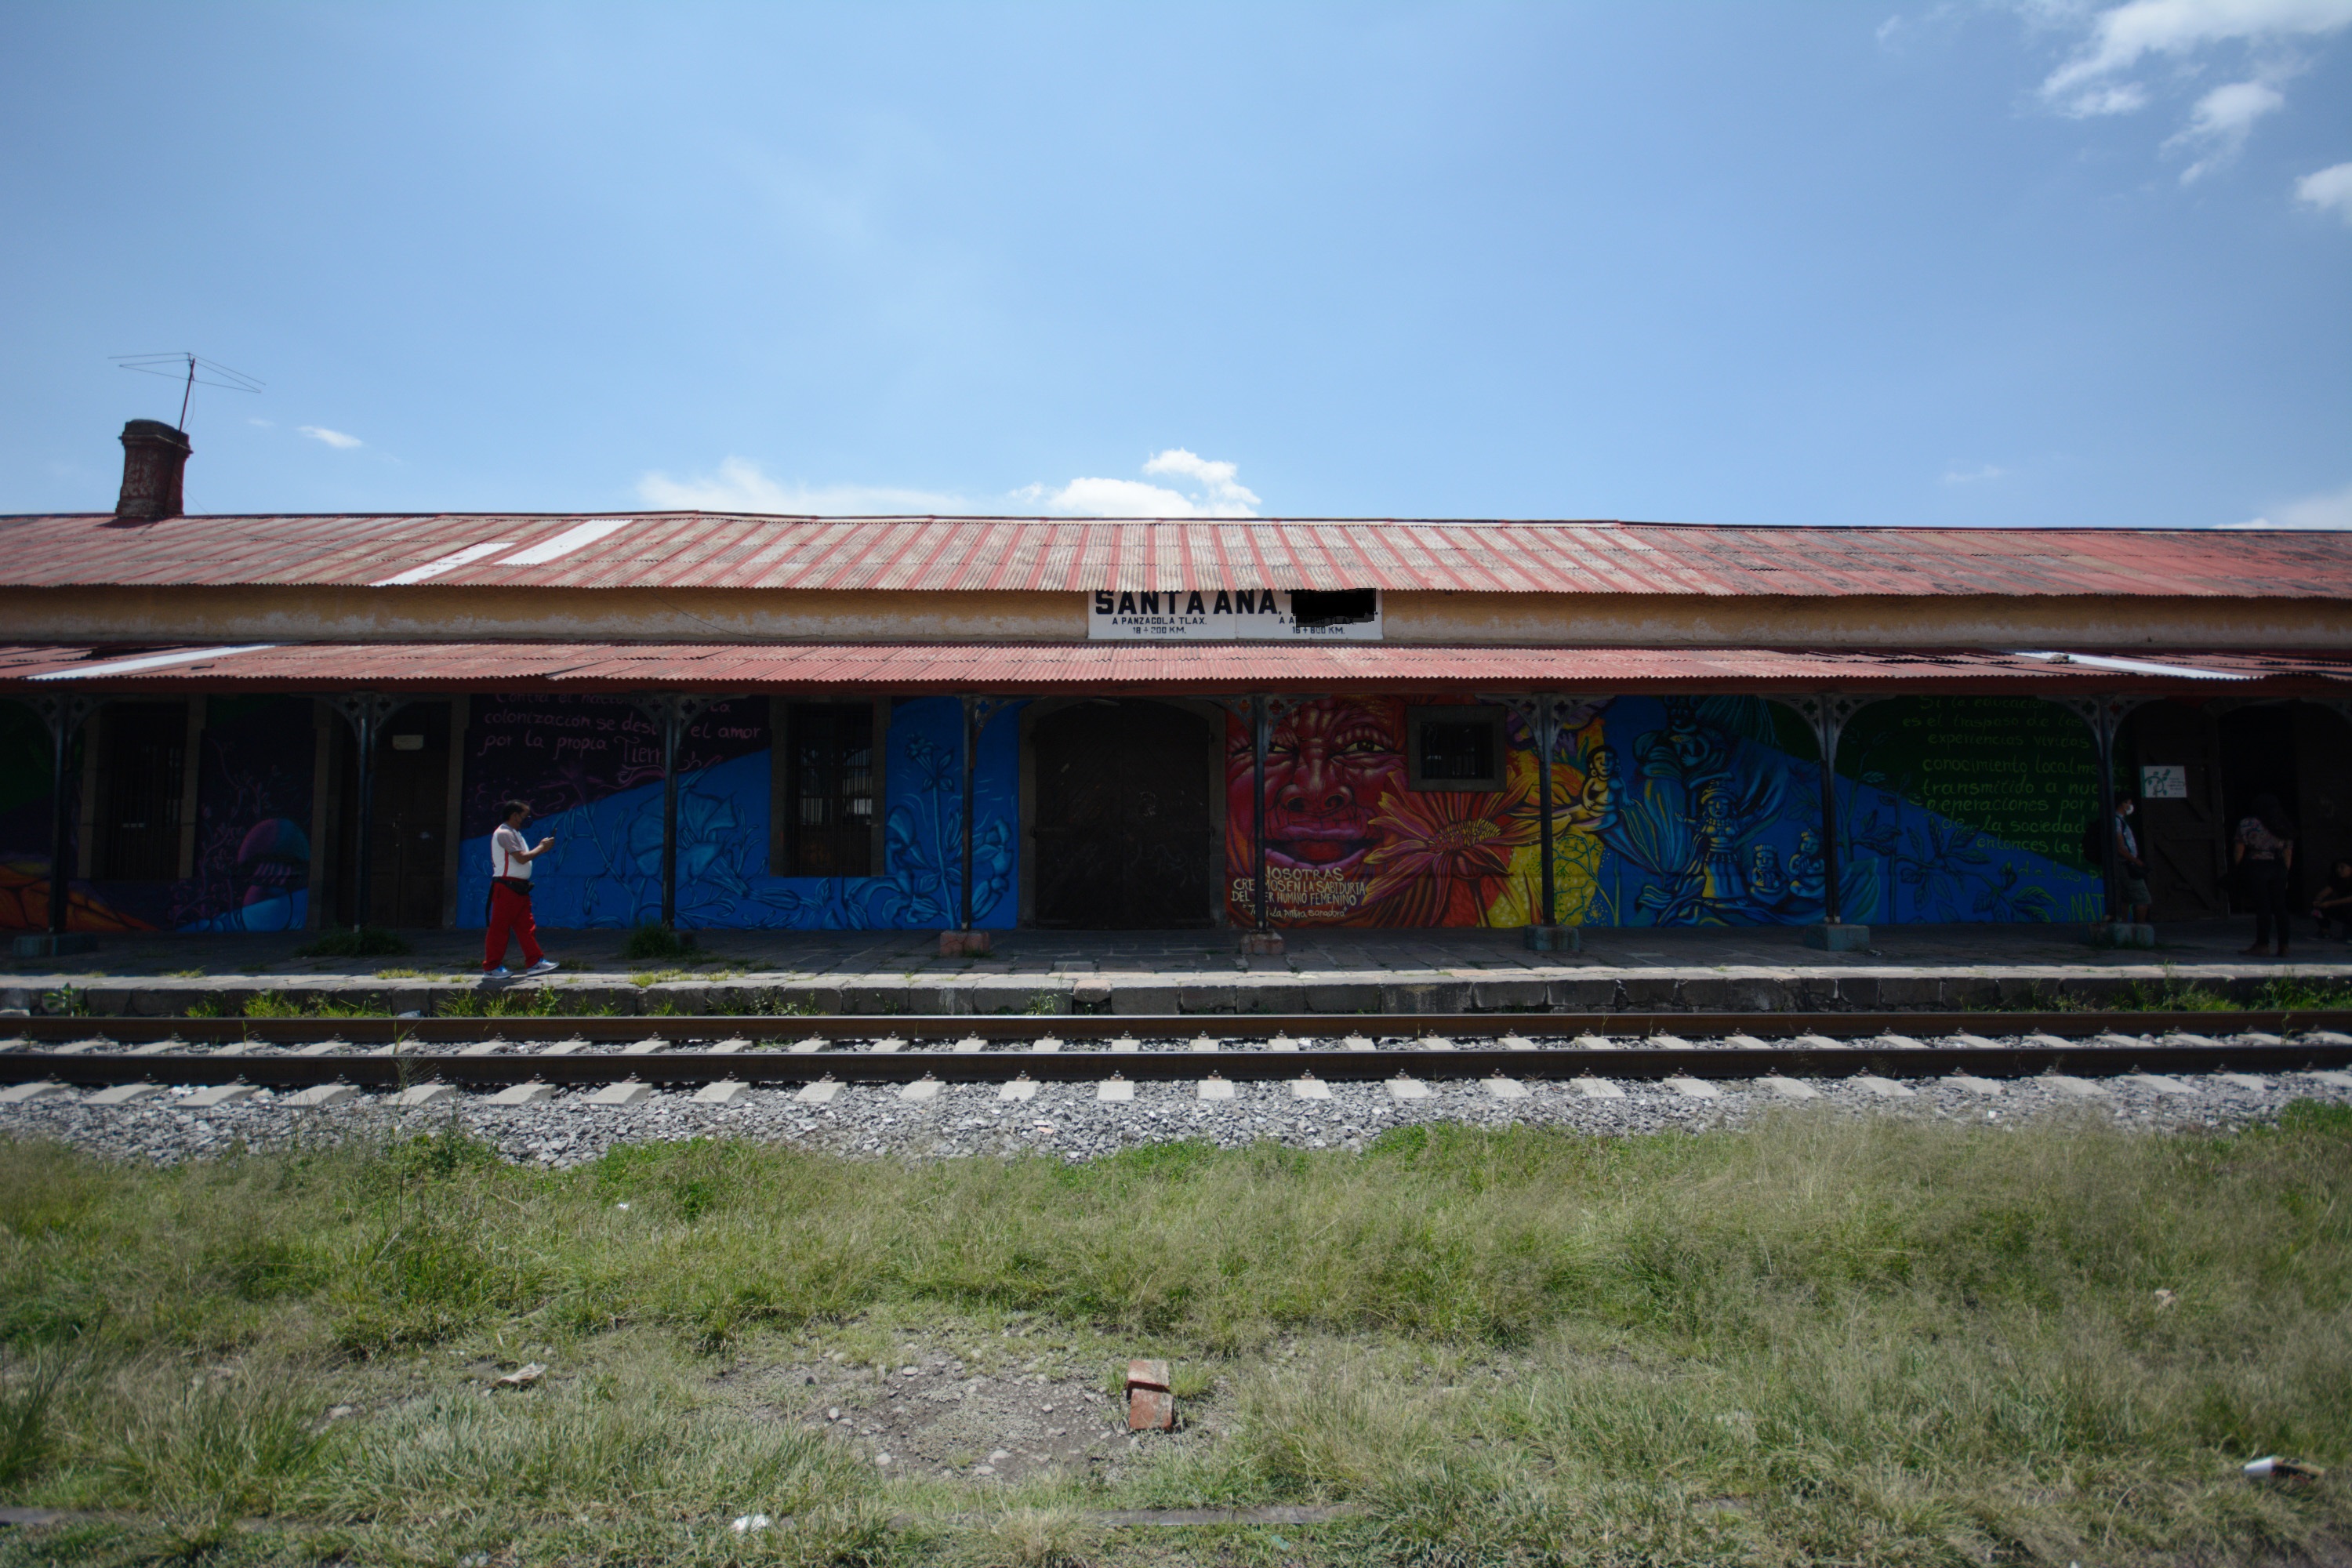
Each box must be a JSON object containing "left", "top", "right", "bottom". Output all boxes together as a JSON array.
[{"left": 4, "top": 1030, "right": 2347, "bottom": 1167}]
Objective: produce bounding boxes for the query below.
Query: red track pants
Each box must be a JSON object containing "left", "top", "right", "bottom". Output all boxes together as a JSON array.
[{"left": 484, "top": 883, "right": 543, "bottom": 971}]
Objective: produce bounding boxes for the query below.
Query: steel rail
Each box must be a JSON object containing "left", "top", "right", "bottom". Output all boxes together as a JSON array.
[
  {"left": 3, "top": 1030, "right": 2349, "bottom": 1093},
  {"left": 9, "top": 1009, "right": 2352, "bottom": 1049}
]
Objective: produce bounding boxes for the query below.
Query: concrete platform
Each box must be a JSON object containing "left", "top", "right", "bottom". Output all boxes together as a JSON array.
[{"left": 3, "top": 920, "right": 2346, "bottom": 1019}]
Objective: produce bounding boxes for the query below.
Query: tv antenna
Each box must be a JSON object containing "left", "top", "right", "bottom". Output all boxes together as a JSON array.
[{"left": 110, "top": 352, "right": 264, "bottom": 430}]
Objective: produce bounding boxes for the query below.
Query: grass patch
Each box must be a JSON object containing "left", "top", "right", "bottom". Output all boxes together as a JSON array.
[
  {"left": 2, "top": 1114, "right": 2349, "bottom": 1562},
  {"left": 294, "top": 927, "right": 412, "bottom": 960},
  {"left": 619, "top": 923, "right": 698, "bottom": 963},
  {"left": 1973, "top": 967, "right": 2352, "bottom": 1013},
  {"left": 437, "top": 987, "right": 592, "bottom": 1019}
]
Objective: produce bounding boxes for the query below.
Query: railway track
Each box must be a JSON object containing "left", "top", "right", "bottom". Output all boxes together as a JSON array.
[{"left": 5, "top": 1011, "right": 2350, "bottom": 1092}]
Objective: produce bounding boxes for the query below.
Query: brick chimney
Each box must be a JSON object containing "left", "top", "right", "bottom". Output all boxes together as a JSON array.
[{"left": 114, "top": 419, "right": 191, "bottom": 521}]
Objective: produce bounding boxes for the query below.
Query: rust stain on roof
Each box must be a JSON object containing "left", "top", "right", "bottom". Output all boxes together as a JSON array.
[{"left": 0, "top": 514, "right": 2341, "bottom": 598}]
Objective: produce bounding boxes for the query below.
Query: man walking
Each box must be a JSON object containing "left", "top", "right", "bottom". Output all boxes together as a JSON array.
[
  {"left": 2111, "top": 795, "right": 2151, "bottom": 925},
  {"left": 485, "top": 800, "right": 559, "bottom": 978}
]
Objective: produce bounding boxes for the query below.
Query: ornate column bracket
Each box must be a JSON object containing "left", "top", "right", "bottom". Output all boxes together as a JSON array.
[
  {"left": 325, "top": 694, "right": 416, "bottom": 933},
  {"left": 1788, "top": 693, "right": 1884, "bottom": 942},
  {"left": 2042, "top": 693, "right": 2160, "bottom": 931}
]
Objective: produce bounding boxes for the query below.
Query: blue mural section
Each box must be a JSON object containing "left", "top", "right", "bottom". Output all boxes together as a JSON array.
[
  {"left": 1568, "top": 695, "right": 2101, "bottom": 929},
  {"left": 0, "top": 697, "right": 314, "bottom": 934},
  {"left": 452, "top": 696, "right": 1026, "bottom": 930}
]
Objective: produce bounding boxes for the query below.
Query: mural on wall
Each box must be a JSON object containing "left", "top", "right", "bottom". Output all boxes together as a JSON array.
[
  {"left": 169, "top": 699, "right": 317, "bottom": 932},
  {"left": 451, "top": 695, "right": 1025, "bottom": 930},
  {"left": 1224, "top": 695, "right": 2102, "bottom": 927},
  {"left": 0, "top": 697, "right": 314, "bottom": 933}
]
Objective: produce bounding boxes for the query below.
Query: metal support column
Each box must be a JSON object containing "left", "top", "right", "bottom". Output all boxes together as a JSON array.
[
  {"left": 629, "top": 695, "right": 722, "bottom": 932},
  {"left": 1483, "top": 693, "right": 1589, "bottom": 949},
  {"left": 328, "top": 694, "right": 406, "bottom": 931},
  {"left": 34, "top": 694, "right": 96, "bottom": 940},
  {"left": 1251, "top": 695, "right": 1270, "bottom": 935},
  {"left": 952, "top": 696, "right": 1010, "bottom": 943},
  {"left": 2052, "top": 694, "right": 2151, "bottom": 935},
  {"left": 1208, "top": 693, "right": 1310, "bottom": 953},
  {"left": 1794, "top": 693, "right": 1873, "bottom": 949}
]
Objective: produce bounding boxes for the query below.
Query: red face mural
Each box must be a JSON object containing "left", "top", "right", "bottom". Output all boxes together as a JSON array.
[{"left": 1225, "top": 696, "right": 1531, "bottom": 927}]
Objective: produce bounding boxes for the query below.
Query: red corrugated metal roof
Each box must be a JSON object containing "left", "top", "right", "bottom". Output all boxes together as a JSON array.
[
  {"left": 2, "top": 642, "right": 2343, "bottom": 695},
  {"left": 2, "top": 513, "right": 2344, "bottom": 598}
]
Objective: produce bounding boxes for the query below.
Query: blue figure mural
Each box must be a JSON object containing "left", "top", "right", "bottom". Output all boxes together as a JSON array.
[{"left": 452, "top": 695, "right": 1026, "bottom": 930}]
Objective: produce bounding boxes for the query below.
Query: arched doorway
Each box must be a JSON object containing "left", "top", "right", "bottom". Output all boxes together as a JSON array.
[{"left": 1032, "top": 701, "right": 1215, "bottom": 928}]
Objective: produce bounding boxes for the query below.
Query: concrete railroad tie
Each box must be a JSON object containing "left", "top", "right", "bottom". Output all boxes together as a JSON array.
[
  {"left": 488, "top": 1082, "right": 557, "bottom": 1106},
  {"left": 1851, "top": 1075, "right": 1915, "bottom": 1099},
  {"left": 999, "top": 1078, "right": 1038, "bottom": 1102},
  {"left": 693, "top": 1080, "right": 750, "bottom": 1104},
  {"left": 1096, "top": 1079, "right": 1133, "bottom": 1102},
  {"left": 1290, "top": 1076, "right": 1331, "bottom": 1100},
  {"left": 794, "top": 1079, "right": 841, "bottom": 1105},
  {"left": 1387, "top": 1076, "right": 1432, "bottom": 1101},
  {"left": 1664, "top": 1076, "right": 1719, "bottom": 1100},
  {"left": 1481, "top": 1077, "right": 1530, "bottom": 1101},
  {"left": 183, "top": 1083, "right": 258, "bottom": 1108},
  {"left": 1198, "top": 1076, "right": 1236, "bottom": 1102},
  {"left": 587, "top": 1081, "right": 654, "bottom": 1107},
  {"left": 898, "top": 1077, "right": 941, "bottom": 1103},
  {"left": 1759, "top": 1076, "right": 1817, "bottom": 1099},
  {"left": 1574, "top": 1077, "right": 1625, "bottom": 1099},
  {"left": 397, "top": 1083, "right": 456, "bottom": 1106}
]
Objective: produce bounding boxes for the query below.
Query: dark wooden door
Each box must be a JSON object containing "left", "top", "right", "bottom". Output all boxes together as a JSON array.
[
  {"left": 1033, "top": 702, "right": 1214, "bottom": 928},
  {"left": 2125, "top": 702, "right": 2227, "bottom": 918},
  {"left": 2293, "top": 704, "right": 2352, "bottom": 908},
  {"left": 338, "top": 703, "right": 451, "bottom": 927}
]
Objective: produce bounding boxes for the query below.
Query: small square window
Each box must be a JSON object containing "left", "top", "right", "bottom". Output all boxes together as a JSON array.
[{"left": 1406, "top": 706, "right": 1504, "bottom": 791}]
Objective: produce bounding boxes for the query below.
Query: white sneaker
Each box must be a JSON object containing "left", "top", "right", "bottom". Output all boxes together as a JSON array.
[
  {"left": 484, "top": 966, "right": 512, "bottom": 979},
  {"left": 524, "top": 959, "right": 560, "bottom": 976}
]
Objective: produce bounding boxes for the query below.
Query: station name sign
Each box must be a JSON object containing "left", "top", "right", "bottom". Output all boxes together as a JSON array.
[{"left": 1086, "top": 586, "right": 1382, "bottom": 641}]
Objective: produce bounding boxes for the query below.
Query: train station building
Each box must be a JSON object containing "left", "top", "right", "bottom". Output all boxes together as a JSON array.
[{"left": 3, "top": 421, "right": 2349, "bottom": 952}]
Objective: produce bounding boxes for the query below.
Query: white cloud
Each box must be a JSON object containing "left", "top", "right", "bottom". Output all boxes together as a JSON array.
[
  {"left": 634, "top": 447, "right": 1264, "bottom": 518},
  {"left": 2044, "top": 0, "right": 2352, "bottom": 97},
  {"left": 1941, "top": 463, "right": 2009, "bottom": 484},
  {"left": 2219, "top": 478, "right": 2352, "bottom": 528},
  {"left": 2296, "top": 160, "right": 2352, "bottom": 220},
  {"left": 635, "top": 458, "right": 967, "bottom": 514},
  {"left": 1014, "top": 448, "right": 1261, "bottom": 518},
  {"left": 2038, "top": 0, "right": 2351, "bottom": 165},
  {"left": 2167, "top": 78, "right": 2288, "bottom": 176},
  {"left": 2062, "top": 82, "right": 2152, "bottom": 114},
  {"left": 298, "top": 425, "right": 361, "bottom": 449}
]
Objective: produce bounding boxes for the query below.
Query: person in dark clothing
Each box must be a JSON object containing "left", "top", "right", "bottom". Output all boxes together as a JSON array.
[
  {"left": 2314, "top": 858, "right": 2352, "bottom": 942},
  {"left": 2233, "top": 793, "right": 2296, "bottom": 957}
]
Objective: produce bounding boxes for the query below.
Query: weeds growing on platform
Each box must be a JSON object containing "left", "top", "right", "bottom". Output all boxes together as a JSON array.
[
  {"left": 2, "top": 1112, "right": 2348, "bottom": 1564},
  {"left": 293, "top": 927, "right": 412, "bottom": 960},
  {"left": 1974, "top": 967, "right": 2352, "bottom": 1013}
]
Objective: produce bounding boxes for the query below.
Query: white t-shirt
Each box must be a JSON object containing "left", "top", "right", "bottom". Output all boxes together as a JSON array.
[{"left": 492, "top": 824, "right": 533, "bottom": 881}]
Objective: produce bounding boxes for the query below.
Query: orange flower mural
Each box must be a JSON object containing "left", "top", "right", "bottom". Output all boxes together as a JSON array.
[{"left": 1362, "top": 779, "right": 1535, "bottom": 927}]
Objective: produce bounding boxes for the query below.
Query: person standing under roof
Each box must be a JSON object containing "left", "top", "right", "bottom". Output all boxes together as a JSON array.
[
  {"left": 485, "top": 800, "right": 559, "bottom": 979},
  {"left": 2111, "top": 796, "right": 2151, "bottom": 925},
  {"left": 2310, "top": 858, "right": 2352, "bottom": 944},
  {"left": 2233, "top": 793, "right": 2296, "bottom": 959}
]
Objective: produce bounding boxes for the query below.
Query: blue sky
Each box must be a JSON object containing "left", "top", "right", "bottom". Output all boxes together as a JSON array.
[{"left": 2, "top": 2, "right": 2346, "bottom": 528}]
